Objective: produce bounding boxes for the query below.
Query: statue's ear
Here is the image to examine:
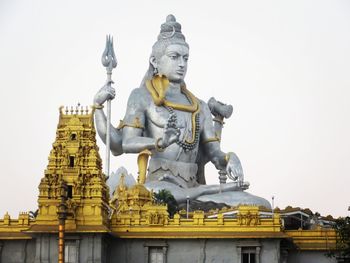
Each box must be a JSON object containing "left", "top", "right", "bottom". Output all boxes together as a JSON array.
[{"left": 149, "top": 56, "right": 157, "bottom": 69}]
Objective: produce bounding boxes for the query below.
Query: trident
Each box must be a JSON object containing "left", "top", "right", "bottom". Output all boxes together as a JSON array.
[{"left": 101, "top": 35, "right": 117, "bottom": 178}]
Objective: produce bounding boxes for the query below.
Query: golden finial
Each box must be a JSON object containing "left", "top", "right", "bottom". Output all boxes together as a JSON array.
[{"left": 75, "top": 103, "right": 80, "bottom": 114}]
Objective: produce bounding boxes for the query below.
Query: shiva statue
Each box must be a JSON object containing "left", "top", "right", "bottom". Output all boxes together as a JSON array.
[{"left": 93, "top": 15, "right": 270, "bottom": 208}]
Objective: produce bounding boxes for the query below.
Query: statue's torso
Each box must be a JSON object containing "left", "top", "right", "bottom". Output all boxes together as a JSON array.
[
  {"left": 144, "top": 88, "right": 203, "bottom": 163},
  {"left": 122, "top": 85, "right": 208, "bottom": 188}
]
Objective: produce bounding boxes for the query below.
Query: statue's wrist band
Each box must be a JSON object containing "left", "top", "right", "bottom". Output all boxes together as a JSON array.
[
  {"left": 155, "top": 138, "right": 165, "bottom": 152},
  {"left": 92, "top": 104, "right": 104, "bottom": 110}
]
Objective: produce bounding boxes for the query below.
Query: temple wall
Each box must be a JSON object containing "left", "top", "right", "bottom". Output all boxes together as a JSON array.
[
  {"left": 0, "top": 236, "right": 339, "bottom": 263},
  {"left": 33, "top": 234, "right": 58, "bottom": 263},
  {"left": 260, "top": 240, "right": 281, "bottom": 262},
  {"left": 0, "top": 240, "right": 36, "bottom": 263},
  {"left": 79, "top": 234, "right": 107, "bottom": 263},
  {"left": 167, "top": 239, "right": 210, "bottom": 263},
  {"left": 287, "top": 250, "right": 337, "bottom": 263},
  {"left": 107, "top": 238, "right": 281, "bottom": 263},
  {"left": 108, "top": 238, "right": 144, "bottom": 262},
  {"left": 0, "top": 234, "right": 106, "bottom": 263}
]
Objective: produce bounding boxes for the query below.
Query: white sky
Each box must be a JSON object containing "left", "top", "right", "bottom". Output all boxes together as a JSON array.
[{"left": 0, "top": 0, "right": 349, "bottom": 218}]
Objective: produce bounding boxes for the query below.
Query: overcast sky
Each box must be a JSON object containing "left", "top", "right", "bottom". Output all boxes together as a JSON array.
[{"left": 0, "top": 0, "right": 349, "bottom": 218}]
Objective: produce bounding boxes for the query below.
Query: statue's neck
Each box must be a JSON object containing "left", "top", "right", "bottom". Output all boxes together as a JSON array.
[{"left": 167, "top": 82, "right": 182, "bottom": 95}]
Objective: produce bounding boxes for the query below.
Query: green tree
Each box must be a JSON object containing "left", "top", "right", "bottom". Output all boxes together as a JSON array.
[
  {"left": 153, "top": 189, "right": 178, "bottom": 217},
  {"left": 329, "top": 216, "right": 350, "bottom": 262}
]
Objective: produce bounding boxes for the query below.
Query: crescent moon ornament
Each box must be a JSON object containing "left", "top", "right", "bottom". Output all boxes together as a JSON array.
[{"left": 161, "top": 25, "right": 176, "bottom": 39}]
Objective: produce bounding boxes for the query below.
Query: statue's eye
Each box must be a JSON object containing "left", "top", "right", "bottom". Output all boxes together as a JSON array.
[
  {"left": 183, "top": 56, "right": 189, "bottom": 62},
  {"left": 169, "top": 54, "right": 178, "bottom": 60}
]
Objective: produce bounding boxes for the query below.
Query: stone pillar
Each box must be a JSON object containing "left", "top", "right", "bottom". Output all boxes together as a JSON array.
[
  {"left": 86, "top": 234, "right": 104, "bottom": 263},
  {"left": 42, "top": 234, "right": 50, "bottom": 263},
  {"left": 162, "top": 246, "right": 168, "bottom": 263},
  {"left": 75, "top": 239, "right": 81, "bottom": 263},
  {"left": 34, "top": 235, "right": 41, "bottom": 263},
  {"left": 237, "top": 247, "right": 242, "bottom": 262},
  {"left": 87, "top": 235, "right": 94, "bottom": 263},
  {"left": 143, "top": 245, "right": 149, "bottom": 263},
  {"left": 93, "top": 235, "right": 102, "bottom": 263},
  {"left": 255, "top": 246, "right": 261, "bottom": 263},
  {"left": 34, "top": 234, "right": 50, "bottom": 263}
]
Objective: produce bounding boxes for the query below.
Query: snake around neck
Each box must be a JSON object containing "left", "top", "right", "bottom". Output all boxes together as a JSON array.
[{"left": 145, "top": 75, "right": 201, "bottom": 151}]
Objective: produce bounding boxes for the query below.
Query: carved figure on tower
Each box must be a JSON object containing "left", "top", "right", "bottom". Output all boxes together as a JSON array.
[{"left": 93, "top": 15, "right": 270, "bottom": 208}]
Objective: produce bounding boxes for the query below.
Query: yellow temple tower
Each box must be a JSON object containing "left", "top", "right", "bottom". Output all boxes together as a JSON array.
[{"left": 34, "top": 105, "right": 109, "bottom": 230}]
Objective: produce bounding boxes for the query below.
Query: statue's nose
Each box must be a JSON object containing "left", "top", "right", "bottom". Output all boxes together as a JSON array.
[{"left": 178, "top": 57, "right": 185, "bottom": 67}]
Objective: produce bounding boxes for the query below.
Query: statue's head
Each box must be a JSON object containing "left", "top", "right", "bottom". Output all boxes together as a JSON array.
[{"left": 147, "top": 15, "right": 189, "bottom": 84}]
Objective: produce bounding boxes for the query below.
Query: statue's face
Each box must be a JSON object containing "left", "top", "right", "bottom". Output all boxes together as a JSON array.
[{"left": 155, "top": 44, "right": 189, "bottom": 83}]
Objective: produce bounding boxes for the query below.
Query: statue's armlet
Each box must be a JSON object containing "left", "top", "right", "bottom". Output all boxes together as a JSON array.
[
  {"left": 116, "top": 118, "right": 144, "bottom": 130},
  {"left": 202, "top": 136, "right": 220, "bottom": 144},
  {"left": 121, "top": 88, "right": 149, "bottom": 137}
]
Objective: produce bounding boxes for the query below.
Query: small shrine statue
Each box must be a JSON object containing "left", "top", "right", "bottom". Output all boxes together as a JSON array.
[{"left": 93, "top": 15, "right": 270, "bottom": 208}]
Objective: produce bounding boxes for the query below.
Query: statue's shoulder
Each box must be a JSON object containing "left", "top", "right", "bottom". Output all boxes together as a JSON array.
[
  {"left": 127, "top": 86, "right": 152, "bottom": 107},
  {"left": 198, "top": 99, "right": 207, "bottom": 106},
  {"left": 129, "top": 85, "right": 150, "bottom": 97},
  {"left": 198, "top": 99, "right": 211, "bottom": 113}
]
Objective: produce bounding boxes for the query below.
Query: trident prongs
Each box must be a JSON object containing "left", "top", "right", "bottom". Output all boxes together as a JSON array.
[{"left": 101, "top": 35, "right": 117, "bottom": 76}]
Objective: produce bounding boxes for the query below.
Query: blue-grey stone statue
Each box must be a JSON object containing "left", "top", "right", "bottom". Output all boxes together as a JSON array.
[{"left": 93, "top": 15, "right": 270, "bottom": 208}]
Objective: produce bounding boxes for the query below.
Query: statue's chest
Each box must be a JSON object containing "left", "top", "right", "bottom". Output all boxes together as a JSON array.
[{"left": 147, "top": 104, "right": 192, "bottom": 129}]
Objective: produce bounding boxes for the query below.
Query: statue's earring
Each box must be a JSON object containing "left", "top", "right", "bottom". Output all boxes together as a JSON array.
[{"left": 153, "top": 67, "right": 158, "bottom": 76}]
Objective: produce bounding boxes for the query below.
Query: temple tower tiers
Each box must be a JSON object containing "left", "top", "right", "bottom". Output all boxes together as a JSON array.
[{"left": 36, "top": 106, "right": 109, "bottom": 229}]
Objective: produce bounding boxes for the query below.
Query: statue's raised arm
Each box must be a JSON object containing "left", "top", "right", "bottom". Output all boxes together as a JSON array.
[{"left": 93, "top": 81, "right": 124, "bottom": 156}]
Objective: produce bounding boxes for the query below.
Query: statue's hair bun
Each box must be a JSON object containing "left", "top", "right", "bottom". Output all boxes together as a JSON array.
[{"left": 158, "top": 14, "right": 185, "bottom": 41}]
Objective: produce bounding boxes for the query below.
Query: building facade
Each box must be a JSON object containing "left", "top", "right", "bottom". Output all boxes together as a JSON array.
[{"left": 0, "top": 107, "right": 338, "bottom": 263}]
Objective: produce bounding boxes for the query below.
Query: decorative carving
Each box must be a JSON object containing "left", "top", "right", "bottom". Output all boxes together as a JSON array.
[
  {"left": 110, "top": 180, "right": 168, "bottom": 226},
  {"left": 36, "top": 107, "right": 109, "bottom": 227},
  {"left": 237, "top": 206, "right": 260, "bottom": 226}
]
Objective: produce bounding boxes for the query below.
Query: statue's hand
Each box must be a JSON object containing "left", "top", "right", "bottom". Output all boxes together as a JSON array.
[
  {"left": 226, "top": 152, "right": 244, "bottom": 182},
  {"left": 159, "top": 112, "right": 180, "bottom": 148},
  {"left": 93, "top": 81, "right": 115, "bottom": 105}
]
